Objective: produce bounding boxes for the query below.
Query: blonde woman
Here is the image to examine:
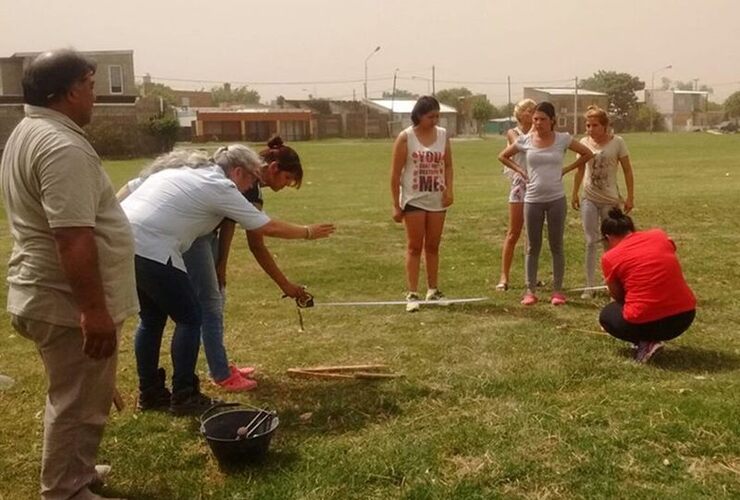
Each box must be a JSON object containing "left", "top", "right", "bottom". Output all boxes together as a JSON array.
[
  {"left": 572, "top": 105, "right": 635, "bottom": 299},
  {"left": 496, "top": 98, "right": 536, "bottom": 291}
]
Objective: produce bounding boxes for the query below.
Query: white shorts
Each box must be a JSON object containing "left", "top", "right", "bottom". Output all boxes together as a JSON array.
[{"left": 508, "top": 176, "right": 527, "bottom": 204}]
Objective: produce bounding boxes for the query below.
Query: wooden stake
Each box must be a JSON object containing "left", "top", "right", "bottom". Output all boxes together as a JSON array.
[
  {"left": 292, "top": 364, "right": 389, "bottom": 373},
  {"left": 286, "top": 368, "right": 401, "bottom": 381},
  {"left": 287, "top": 369, "right": 355, "bottom": 379},
  {"left": 353, "top": 372, "right": 402, "bottom": 379}
]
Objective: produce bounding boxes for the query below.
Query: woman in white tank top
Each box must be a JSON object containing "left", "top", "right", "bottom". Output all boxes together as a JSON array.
[{"left": 390, "top": 96, "right": 454, "bottom": 312}]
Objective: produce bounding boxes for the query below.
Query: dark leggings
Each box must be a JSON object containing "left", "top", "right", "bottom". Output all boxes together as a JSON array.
[{"left": 599, "top": 302, "right": 695, "bottom": 344}]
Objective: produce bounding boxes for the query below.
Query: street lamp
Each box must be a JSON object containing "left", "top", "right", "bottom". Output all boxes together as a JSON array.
[
  {"left": 649, "top": 64, "right": 672, "bottom": 134},
  {"left": 364, "top": 45, "right": 381, "bottom": 139}
]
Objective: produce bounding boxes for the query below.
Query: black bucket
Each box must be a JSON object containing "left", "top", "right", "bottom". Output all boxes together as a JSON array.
[{"left": 200, "top": 403, "right": 279, "bottom": 467}]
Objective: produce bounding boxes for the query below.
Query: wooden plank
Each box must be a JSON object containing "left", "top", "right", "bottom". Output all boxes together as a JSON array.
[
  {"left": 293, "top": 364, "right": 389, "bottom": 373},
  {"left": 353, "top": 372, "right": 402, "bottom": 379},
  {"left": 287, "top": 369, "right": 355, "bottom": 379}
]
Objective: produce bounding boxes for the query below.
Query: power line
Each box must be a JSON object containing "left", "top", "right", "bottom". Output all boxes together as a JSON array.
[
  {"left": 433, "top": 78, "right": 575, "bottom": 86},
  {"left": 136, "top": 73, "right": 580, "bottom": 88},
  {"left": 135, "top": 74, "right": 390, "bottom": 86}
]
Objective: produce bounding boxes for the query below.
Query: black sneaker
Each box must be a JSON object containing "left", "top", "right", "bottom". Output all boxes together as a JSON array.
[
  {"left": 137, "top": 368, "right": 172, "bottom": 412},
  {"left": 170, "top": 390, "right": 222, "bottom": 417}
]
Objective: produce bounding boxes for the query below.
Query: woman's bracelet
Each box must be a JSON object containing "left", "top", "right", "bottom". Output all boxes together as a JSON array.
[{"left": 304, "top": 225, "right": 313, "bottom": 240}]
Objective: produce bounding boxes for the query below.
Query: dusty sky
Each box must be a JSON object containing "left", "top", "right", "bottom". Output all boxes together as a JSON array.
[{"left": 1, "top": 0, "right": 738, "bottom": 104}]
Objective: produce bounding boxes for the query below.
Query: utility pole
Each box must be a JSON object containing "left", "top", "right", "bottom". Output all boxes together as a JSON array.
[
  {"left": 432, "top": 65, "right": 436, "bottom": 96},
  {"left": 390, "top": 68, "right": 399, "bottom": 137},
  {"left": 507, "top": 75, "right": 512, "bottom": 124}
]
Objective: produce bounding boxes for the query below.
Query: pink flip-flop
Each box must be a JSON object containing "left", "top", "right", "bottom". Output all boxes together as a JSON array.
[
  {"left": 550, "top": 293, "right": 567, "bottom": 306},
  {"left": 521, "top": 293, "right": 538, "bottom": 306},
  {"left": 236, "top": 366, "right": 256, "bottom": 378}
]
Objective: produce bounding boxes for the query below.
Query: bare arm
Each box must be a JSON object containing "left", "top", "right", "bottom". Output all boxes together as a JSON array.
[
  {"left": 390, "top": 132, "right": 407, "bottom": 222},
  {"left": 52, "top": 227, "right": 116, "bottom": 359},
  {"left": 253, "top": 219, "right": 335, "bottom": 240},
  {"left": 619, "top": 155, "right": 635, "bottom": 213},
  {"left": 497, "top": 143, "right": 528, "bottom": 180},
  {"left": 572, "top": 161, "right": 585, "bottom": 210},
  {"left": 442, "top": 137, "right": 454, "bottom": 207},
  {"left": 562, "top": 140, "right": 594, "bottom": 175},
  {"left": 115, "top": 184, "right": 131, "bottom": 202},
  {"left": 215, "top": 219, "right": 236, "bottom": 289},
  {"left": 246, "top": 229, "right": 308, "bottom": 300}
]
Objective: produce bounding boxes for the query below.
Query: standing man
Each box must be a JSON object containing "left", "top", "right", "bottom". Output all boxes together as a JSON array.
[{"left": 0, "top": 50, "right": 137, "bottom": 499}]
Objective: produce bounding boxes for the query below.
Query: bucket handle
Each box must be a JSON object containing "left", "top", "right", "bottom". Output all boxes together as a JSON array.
[{"left": 199, "top": 402, "right": 241, "bottom": 423}]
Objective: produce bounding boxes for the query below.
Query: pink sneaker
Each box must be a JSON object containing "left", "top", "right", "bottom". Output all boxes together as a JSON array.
[
  {"left": 550, "top": 293, "right": 567, "bottom": 306},
  {"left": 521, "top": 292, "right": 538, "bottom": 306},
  {"left": 214, "top": 368, "right": 257, "bottom": 392},
  {"left": 236, "top": 366, "right": 256, "bottom": 378}
]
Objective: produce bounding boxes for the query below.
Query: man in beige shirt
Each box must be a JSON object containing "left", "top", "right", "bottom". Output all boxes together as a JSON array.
[{"left": 0, "top": 49, "right": 137, "bottom": 500}]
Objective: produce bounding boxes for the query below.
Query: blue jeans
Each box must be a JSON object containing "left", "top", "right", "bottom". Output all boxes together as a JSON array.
[
  {"left": 134, "top": 255, "right": 202, "bottom": 395},
  {"left": 182, "top": 233, "right": 230, "bottom": 382}
]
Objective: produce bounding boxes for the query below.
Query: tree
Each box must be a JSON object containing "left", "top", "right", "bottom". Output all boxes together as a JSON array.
[
  {"left": 146, "top": 116, "right": 180, "bottom": 153},
  {"left": 706, "top": 100, "right": 723, "bottom": 112},
  {"left": 435, "top": 87, "right": 473, "bottom": 111},
  {"left": 382, "top": 88, "right": 418, "bottom": 99},
  {"left": 137, "top": 82, "right": 177, "bottom": 106},
  {"left": 472, "top": 98, "right": 496, "bottom": 136},
  {"left": 211, "top": 84, "right": 260, "bottom": 106},
  {"left": 724, "top": 91, "right": 740, "bottom": 119},
  {"left": 580, "top": 71, "right": 644, "bottom": 130},
  {"left": 499, "top": 102, "right": 515, "bottom": 118},
  {"left": 630, "top": 104, "right": 666, "bottom": 132},
  {"left": 661, "top": 79, "right": 714, "bottom": 94}
]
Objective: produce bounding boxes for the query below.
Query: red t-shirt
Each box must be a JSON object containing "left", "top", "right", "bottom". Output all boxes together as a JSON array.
[{"left": 601, "top": 229, "right": 696, "bottom": 324}]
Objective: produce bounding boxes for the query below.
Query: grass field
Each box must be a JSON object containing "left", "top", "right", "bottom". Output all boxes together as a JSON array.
[{"left": 0, "top": 133, "right": 739, "bottom": 499}]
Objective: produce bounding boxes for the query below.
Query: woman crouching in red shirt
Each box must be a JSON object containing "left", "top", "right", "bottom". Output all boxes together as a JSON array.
[{"left": 599, "top": 208, "right": 696, "bottom": 363}]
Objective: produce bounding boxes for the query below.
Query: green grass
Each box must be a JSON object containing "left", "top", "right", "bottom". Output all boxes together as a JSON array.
[{"left": 1, "top": 133, "right": 739, "bottom": 499}]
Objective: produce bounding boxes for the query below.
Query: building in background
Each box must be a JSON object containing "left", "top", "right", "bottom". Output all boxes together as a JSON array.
[
  {"left": 193, "top": 108, "right": 313, "bottom": 142},
  {"left": 523, "top": 87, "right": 609, "bottom": 133},
  {"left": 368, "top": 99, "right": 458, "bottom": 137},
  {"left": 645, "top": 89, "right": 710, "bottom": 131},
  {"left": 1, "top": 50, "right": 167, "bottom": 156},
  {"left": 485, "top": 117, "right": 516, "bottom": 135}
]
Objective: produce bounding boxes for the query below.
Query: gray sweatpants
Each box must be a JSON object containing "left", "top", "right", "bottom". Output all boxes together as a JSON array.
[
  {"left": 524, "top": 196, "right": 567, "bottom": 292},
  {"left": 580, "top": 198, "right": 613, "bottom": 288}
]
